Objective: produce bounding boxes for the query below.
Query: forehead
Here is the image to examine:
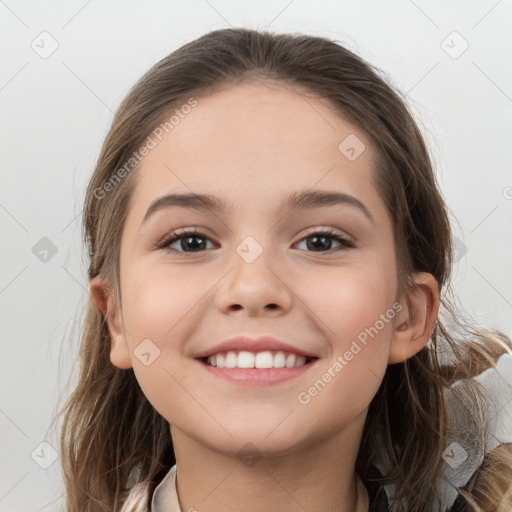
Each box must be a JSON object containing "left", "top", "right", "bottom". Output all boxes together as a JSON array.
[{"left": 127, "top": 79, "right": 385, "bottom": 223}]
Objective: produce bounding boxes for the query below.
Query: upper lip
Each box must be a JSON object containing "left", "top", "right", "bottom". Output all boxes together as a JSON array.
[{"left": 194, "top": 335, "right": 319, "bottom": 359}]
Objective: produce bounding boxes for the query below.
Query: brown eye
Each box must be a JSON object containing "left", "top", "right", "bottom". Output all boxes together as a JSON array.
[
  {"left": 158, "top": 229, "right": 215, "bottom": 254},
  {"left": 295, "top": 229, "right": 355, "bottom": 253}
]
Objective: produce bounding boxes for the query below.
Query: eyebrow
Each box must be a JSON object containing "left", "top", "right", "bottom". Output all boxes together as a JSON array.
[{"left": 140, "top": 189, "right": 375, "bottom": 227}]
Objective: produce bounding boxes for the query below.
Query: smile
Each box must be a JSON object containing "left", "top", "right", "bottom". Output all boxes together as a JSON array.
[
  {"left": 204, "top": 350, "right": 316, "bottom": 369},
  {"left": 197, "top": 351, "right": 319, "bottom": 385}
]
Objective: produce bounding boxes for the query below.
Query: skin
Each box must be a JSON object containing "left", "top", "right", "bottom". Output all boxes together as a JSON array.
[{"left": 91, "top": 79, "right": 440, "bottom": 512}]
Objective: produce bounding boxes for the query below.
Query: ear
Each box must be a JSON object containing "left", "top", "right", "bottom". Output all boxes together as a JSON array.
[
  {"left": 89, "top": 276, "right": 132, "bottom": 369},
  {"left": 389, "top": 272, "right": 440, "bottom": 364}
]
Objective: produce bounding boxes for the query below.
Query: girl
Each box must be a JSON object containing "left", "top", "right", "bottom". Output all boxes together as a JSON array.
[{"left": 56, "top": 28, "right": 512, "bottom": 511}]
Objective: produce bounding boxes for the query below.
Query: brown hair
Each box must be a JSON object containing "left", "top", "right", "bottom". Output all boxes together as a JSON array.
[{"left": 54, "top": 28, "right": 512, "bottom": 511}]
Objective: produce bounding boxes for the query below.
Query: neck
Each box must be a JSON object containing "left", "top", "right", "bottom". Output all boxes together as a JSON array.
[{"left": 170, "top": 410, "right": 369, "bottom": 512}]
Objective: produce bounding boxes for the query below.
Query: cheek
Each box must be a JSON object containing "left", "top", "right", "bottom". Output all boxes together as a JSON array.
[
  {"left": 301, "top": 264, "right": 395, "bottom": 391},
  {"left": 305, "top": 262, "right": 396, "bottom": 336},
  {"left": 119, "top": 263, "right": 219, "bottom": 397},
  {"left": 121, "top": 264, "right": 205, "bottom": 341},
  {"left": 119, "top": 267, "right": 202, "bottom": 419}
]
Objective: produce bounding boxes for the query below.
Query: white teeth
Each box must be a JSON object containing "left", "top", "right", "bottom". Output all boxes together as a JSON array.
[
  {"left": 225, "top": 351, "right": 238, "bottom": 368},
  {"left": 255, "top": 351, "right": 273, "bottom": 368},
  {"left": 205, "top": 350, "right": 313, "bottom": 369},
  {"left": 238, "top": 351, "right": 255, "bottom": 368},
  {"left": 273, "top": 351, "right": 286, "bottom": 368}
]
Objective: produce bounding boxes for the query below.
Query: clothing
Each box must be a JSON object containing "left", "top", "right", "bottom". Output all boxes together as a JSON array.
[
  {"left": 151, "top": 466, "right": 179, "bottom": 511},
  {"left": 121, "top": 353, "right": 512, "bottom": 512}
]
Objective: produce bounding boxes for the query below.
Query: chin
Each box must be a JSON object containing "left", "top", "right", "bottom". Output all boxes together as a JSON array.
[{"left": 197, "top": 424, "right": 313, "bottom": 461}]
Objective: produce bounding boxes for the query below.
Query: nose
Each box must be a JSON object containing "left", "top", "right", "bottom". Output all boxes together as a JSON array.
[{"left": 214, "top": 241, "right": 294, "bottom": 316}]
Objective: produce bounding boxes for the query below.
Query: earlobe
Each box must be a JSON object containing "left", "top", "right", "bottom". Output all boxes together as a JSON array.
[
  {"left": 388, "top": 272, "right": 440, "bottom": 364},
  {"left": 89, "top": 276, "right": 133, "bottom": 370}
]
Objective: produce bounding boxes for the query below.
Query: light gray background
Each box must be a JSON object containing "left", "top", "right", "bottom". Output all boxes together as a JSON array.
[{"left": 1, "top": 1, "right": 511, "bottom": 510}]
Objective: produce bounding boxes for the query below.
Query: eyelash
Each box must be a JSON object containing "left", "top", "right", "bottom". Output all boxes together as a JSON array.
[{"left": 156, "top": 227, "right": 355, "bottom": 255}]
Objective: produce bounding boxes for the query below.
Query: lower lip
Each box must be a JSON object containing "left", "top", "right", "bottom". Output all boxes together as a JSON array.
[{"left": 197, "top": 359, "right": 318, "bottom": 385}]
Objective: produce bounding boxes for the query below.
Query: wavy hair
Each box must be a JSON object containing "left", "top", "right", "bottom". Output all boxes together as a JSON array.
[{"left": 53, "top": 28, "right": 512, "bottom": 511}]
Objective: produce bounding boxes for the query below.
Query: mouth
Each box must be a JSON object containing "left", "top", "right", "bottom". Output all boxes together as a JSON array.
[
  {"left": 196, "top": 350, "right": 319, "bottom": 385},
  {"left": 200, "top": 350, "right": 318, "bottom": 369}
]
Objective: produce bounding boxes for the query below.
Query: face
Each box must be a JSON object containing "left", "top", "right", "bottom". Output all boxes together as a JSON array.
[{"left": 107, "top": 80, "right": 406, "bottom": 458}]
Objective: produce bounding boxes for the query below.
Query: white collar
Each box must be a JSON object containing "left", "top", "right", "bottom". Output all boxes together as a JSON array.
[{"left": 151, "top": 464, "right": 181, "bottom": 511}]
